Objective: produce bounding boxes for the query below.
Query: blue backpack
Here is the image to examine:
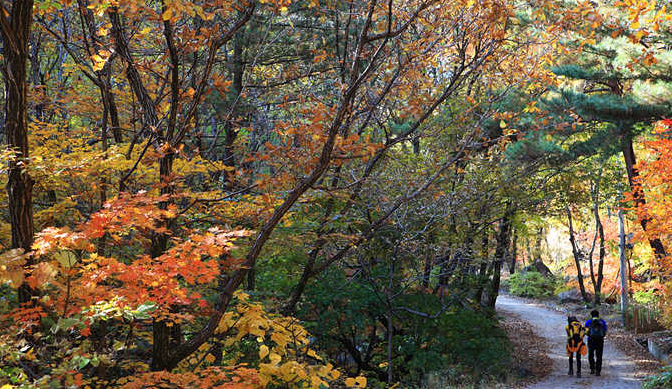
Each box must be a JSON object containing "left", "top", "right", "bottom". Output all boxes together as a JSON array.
[{"left": 588, "top": 318, "right": 605, "bottom": 338}]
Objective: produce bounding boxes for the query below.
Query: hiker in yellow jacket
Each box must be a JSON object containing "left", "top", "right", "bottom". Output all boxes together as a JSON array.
[{"left": 566, "top": 316, "right": 587, "bottom": 377}]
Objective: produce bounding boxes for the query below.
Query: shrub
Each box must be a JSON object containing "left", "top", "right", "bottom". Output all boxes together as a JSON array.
[
  {"left": 300, "top": 270, "right": 512, "bottom": 386},
  {"left": 643, "top": 366, "right": 672, "bottom": 389},
  {"left": 633, "top": 290, "right": 659, "bottom": 306},
  {"left": 508, "top": 271, "right": 556, "bottom": 299},
  {"left": 391, "top": 293, "right": 510, "bottom": 384}
]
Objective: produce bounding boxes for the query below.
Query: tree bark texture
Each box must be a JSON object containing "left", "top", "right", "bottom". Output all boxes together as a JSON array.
[
  {"left": 487, "top": 207, "right": 513, "bottom": 308},
  {"left": 566, "top": 206, "right": 590, "bottom": 303},
  {"left": 621, "top": 134, "right": 667, "bottom": 260},
  {"left": 2, "top": 0, "right": 36, "bottom": 304}
]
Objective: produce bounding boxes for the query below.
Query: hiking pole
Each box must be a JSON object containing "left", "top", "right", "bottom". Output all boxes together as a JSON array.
[{"left": 618, "top": 208, "right": 628, "bottom": 327}]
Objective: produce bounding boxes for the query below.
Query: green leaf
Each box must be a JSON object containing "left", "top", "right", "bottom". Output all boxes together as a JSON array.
[
  {"left": 133, "top": 301, "right": 157, "bottom": 319},
  {"left": 113, "top": 340, "right": 125, "bottom": 351},
  {"left": 51, "top": 317, "right": 80, "bottom": 333},
  {"left": 74, "top": 355, "right": 90, "bottom": 369}
]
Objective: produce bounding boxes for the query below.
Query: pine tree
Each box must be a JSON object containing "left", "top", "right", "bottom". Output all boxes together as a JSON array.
[{"left": 545, "top": 20, "right": 672, "bottom": 260}]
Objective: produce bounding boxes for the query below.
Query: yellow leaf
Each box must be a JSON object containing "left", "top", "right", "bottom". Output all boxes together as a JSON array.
[
  {"left": 204, "top": 354, "right": 216, "bottom": 363},
  {"left": 307, "top": 349, "right": 322, "bottom": 361},
  {"left": 0, "top": 248, "right": 27, "bottom": 266},
  {"left": 3, "top": 271, "right": 24, "bottom": 288},
  {"left": 250, "top": 326, "right": 265, "bottom": 337},
  {"left": 499, "top": 120, "right": 507, "bottom": 129},
  {"left": 162, "top": 8, "right": 173, "bottom": 21},
  {"left": 355, "top": 376, "right": 367, "bottom": 387},
  {"left": 310, "top": 376, "right": 323, "bottom": 389},
  {"left": 259, "top": 344, "right": 269, "bottom": 360},
  {"left": 345, "top": 378, "right": 356, "bottom": 387},
  {"left": 269, "top": 352, "right": 281, "bottom": 366}
]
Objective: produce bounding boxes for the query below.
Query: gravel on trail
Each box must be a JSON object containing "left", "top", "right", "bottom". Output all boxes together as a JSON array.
[{"left": 496, "top": 295, "right": 643, "bottom": 389}]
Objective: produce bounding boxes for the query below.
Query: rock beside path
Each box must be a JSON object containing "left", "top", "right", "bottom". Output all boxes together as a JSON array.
[{"left": 557, "top": 289, "right": 586, "bottom": 304}]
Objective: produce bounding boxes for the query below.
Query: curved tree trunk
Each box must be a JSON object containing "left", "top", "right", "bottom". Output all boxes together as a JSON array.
[
  {"left": 621, "top": 134, "right": 667, "bottom": 260},
  {"left": 595, "top": 206, "right": 605, "bottom": 305}
]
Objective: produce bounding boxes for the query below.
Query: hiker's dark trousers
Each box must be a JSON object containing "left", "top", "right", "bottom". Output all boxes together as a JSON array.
[
  {"left": 568, "top": 351, "right": 581, "bottom": 375},
  {"left": 588, "top": 336, "right": 604, "bottom": 373}
]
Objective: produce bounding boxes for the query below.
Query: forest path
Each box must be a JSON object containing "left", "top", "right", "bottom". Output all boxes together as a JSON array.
[{"left": 496, "top": 295, "right": 642, "bottom": 389}]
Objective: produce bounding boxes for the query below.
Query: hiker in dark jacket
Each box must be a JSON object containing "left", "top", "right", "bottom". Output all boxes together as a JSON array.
[
  {"left": 566, "top": 316, "right": 586, "bottom": 377},
  {"left": 585, "top": 310, "right": 607, "bottom": 376}
]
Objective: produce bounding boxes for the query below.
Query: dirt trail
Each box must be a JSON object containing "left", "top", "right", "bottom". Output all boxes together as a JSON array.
[{"left": 496, "top": 295, "right": 642, "bottom": 389}]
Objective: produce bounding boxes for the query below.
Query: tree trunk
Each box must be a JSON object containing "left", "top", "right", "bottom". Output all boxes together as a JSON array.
[
  {"left": 110, "top": 4, "right": 178, "bottom": 369},
  {"left": 523, "top": 235, "right": 531, "bottom": 267},
  {"left": 2, "top": 0, "right": 36, "bottom": 304},
  {"left": 621, "top": 134, "right": 667, "bottom": 261},
  {"left": 487, "top": 207, "right": 513, "bottom": 309},
  {"left": 220, "top": 31, "right": 244, "bottom": 185},
  {"left": 285, "top": 244, "right": 321, "bottom": 314},
  {"left": 475, "top": 229, "right": 489, "bottom": 304},
  {"left": 422, "top": 253, "right": 432, "bottom": 288},
  {"left": 97, "top": 86, "right": 109, "bottom": 255},
  {"left": 412, "top": 136, "right": 420, "bottom": 154},
  {"left": 104, "top": 77, "right": 122, "bottom": 143},
  {"left": 29, "top": 34, "right": 44, "bottom": 121},
  {"left": 77, "top": 0, "right": 122, "bottom": 143},
  {"left": 148, "top": 153, "right": 174, "bottom": 371},
  {"left": 566, "top": 206, "right": 590, "bottom": 303},
  {"left": 246, "top": 267, "right": 255, "bottom": 291},
  {"left": 594, "top": 203, "right": 605, "bottom": 305},
  {"left": 534, "top": 226, "right": 543, "bottom": 260},
  {"left": 585, "top": 177, "right": 606, "bottom": 306},
  {"left": 510, "top": 227, "right": 517, "bottom": 274}
]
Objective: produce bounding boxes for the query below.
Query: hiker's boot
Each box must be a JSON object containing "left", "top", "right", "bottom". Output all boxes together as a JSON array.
[
  {"left": 590, "top": 369, "right": 595, "bottom": 375},
  {"left": 595, "top": 371, "right": 600, "bottom": 377},
  {"left": 577, "top": 372, "right": 581, "bottom": 378},
  {"left": 568, "top": 368, "right": 573, "bottom": 376}
]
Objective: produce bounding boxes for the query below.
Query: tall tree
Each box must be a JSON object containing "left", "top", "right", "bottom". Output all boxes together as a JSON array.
[
  {"left": 546, "top": 1, "right": 672, "bottom": 261},
  {"left": 566, "top": 205, "right": 590, "bottom": 303},
  {"left": 1, "top": 0, "right": 36, "bottom": 303}
]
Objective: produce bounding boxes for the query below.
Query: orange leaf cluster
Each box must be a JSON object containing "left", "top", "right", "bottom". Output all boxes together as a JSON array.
[
  {"left": 120, "top": 366, "right": 261, "bottom": 389},
  {"left": 19, "top": 191, "right": 248, "bottom": 319}
]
